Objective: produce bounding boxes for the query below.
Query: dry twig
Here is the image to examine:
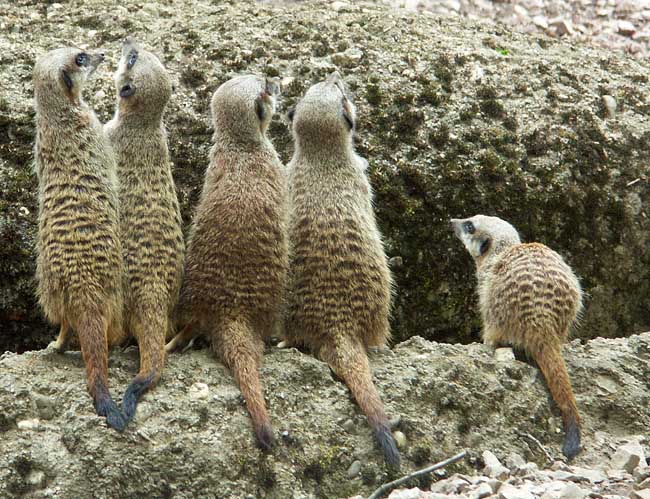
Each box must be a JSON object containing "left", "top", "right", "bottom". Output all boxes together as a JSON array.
[
  {"left": 367, "top": 450, "right": 468, "bottom": 499},
  {"left": 516, "top": 430, "right": 554, "bottom": 463}
]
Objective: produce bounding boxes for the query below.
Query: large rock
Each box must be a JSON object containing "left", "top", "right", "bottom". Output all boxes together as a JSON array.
[
  {"left": 1, "top": 333, "right": 650, "bottom": 498},
  {"left": 1, "top": 0, "right": 649, "bottom": 351}
]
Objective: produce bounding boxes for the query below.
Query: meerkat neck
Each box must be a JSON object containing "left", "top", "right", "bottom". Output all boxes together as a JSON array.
[
  {"left": 114, "top": 106, "right": 164, "bottom": 128},
  {"left": 294, "top": 136, "right": 355, "bottom": 165}
]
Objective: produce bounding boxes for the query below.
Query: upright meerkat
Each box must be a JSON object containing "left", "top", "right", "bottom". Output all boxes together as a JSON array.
[
  {"left": 283, "top": 72, "right": 400, "bottom": 468},
  {"left": 451, "top": 215, "right": 583, "bottom": 459},
  {"left": 104, "top": 38, "right": 184, "bottom": 424},
  {"left": 166, "top": 75, "right": 287, "bottom": 450},
  {"left": 34, "top": 47, "right": 126, "bottom": 430}
]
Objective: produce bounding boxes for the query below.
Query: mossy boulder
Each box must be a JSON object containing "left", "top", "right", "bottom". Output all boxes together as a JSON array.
[{"left": 0, "top": 0, "right": 648, "bottom": 352}]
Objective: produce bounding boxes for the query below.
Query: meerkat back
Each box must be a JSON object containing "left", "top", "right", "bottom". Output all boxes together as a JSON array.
[
  {"left": 33, "top": 47, "right": 125, "bottom": 430},
  {"left": 452, "top": 215, "right": 583, "bottom": 459},
  {"left": 103, "top": 38, "right": 185, "bottom": 425},
  {"left": 284, "top": 72, "right": 400, "bottom": 468},
  {"left": 168, "top": 75, "right": 287, "bottom": 450}
]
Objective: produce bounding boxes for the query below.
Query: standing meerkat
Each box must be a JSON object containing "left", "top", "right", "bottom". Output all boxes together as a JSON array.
[
  {"left": 451, "top": 215, "right": 583, "bottom": 459},
  {"left": 33, "top": 47, "right": 126, "bottom": 430},
  {"left": 166, "top": 75, "right": 287, "bottom": 450},
  {"left": 104, "top": 38, "right": 185, "bottom": 424},
  {"left": 283, "top": 72, "right": 400, "bottom": 468}
]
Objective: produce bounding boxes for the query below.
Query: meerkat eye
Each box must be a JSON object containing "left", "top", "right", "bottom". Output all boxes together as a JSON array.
[
  {"left": 127, "top": 50, "right": 138, "bottom": 69},
  {"left": 464, "top": 221, "right": 475, "bottom": 234},
  {"left": 75, "top": 53, "right": 89, "bottom": 67}
]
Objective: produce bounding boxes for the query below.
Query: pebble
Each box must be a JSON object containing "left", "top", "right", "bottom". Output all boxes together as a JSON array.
[
  {"left": 95, "top": 90, "right": 106, "bottom": 101},
  {"left": 548, "top": 17, "right": 574, "bottom": 36},
  {"left": 347, "top": 460, "right": 361, "bottom": 478},
  {"left": 499, "top": 484, "right": 535, "bottom": 499},
  {"left": 610, "top": 441, "right": 646, "bottom": 472},
  {"left": 17, "top": 418, "right": 41, "bottom": 430},
  {"left": 494, "top": 348, "right": 515, "bottom": 362},
  {"left": 483, "top": 450, "right": 510, "bottom": 480},
  {"left": 393, "top": 430, "right": 407, "bottom": 448},
  {"left": 602, "top": 95, "right": 617, "bottom": 118},
  {"left": 33, "top": 394, "right": 56, "bottom": 420},
  {"left": 388, "top": 256, "right": 404, "bottom": 268},
  {"left": 472, "top": 482, "right": 493, "bottom": 499},
  {"left": 331, "top": 48, "right": 363, "bottom": 67},
  {"left": 331, "top": 1, "right": 353, "bottom": 12},
  {"left": 558, "top": 482, "right": 589, "bottom": 499},
  {"left": 506, "top": 453, "right": 526, "bottom": 470},
  {"left": 342, "top": 419, "right": 355, "bottom": 432},
  {"left": 617, "top": 20, "right": 636, "bottom": 36},
  {"left": 632, "top": 491, "right": 650, "bottom": 499},
  {"left": 189, "top": 382, "right": 210, "bottom": 400},
  {"left": 27, "top": 470, "right": 46, "bottom": 487}
]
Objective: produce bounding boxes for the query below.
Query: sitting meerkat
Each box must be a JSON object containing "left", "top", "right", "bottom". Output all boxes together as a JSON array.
[
  {"left": 167, "top": 75, "right": 287, "bottom": 450},
  {"left": 283, "top": 72, "right": 401, "bottom": 468},
  {"left": 452, "top": 215, "right": 583, "bottom": 460},
  {"left": 104, "top": 38, "right": 185, "bottom": 424},
  {"left": 33, "top": 47, "right": 126, "bottom": 430}
]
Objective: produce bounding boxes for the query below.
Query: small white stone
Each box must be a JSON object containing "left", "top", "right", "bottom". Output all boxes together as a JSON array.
[
  {"left": 483, "top": 450, "right": 510, "bottom": 480},
  {"left": 532, "top": 15, "right": 549, "bottom": 29},
  {"left": 494, "top": 348, "right": 515, "bottom": 362},
  {"left": 27, "top": 470, "right": 45, "bottom": 486},
  {"left": 617, "top": 20, "right": 636, "bottom": 36},
  {"left": 17, "top": 418, "right": 41, "bottom": 430},
  {"left": 331, "top": 1, "right": 352, "bottom": 12},
  {"left": 331, "top": 48, "right": 363, "bottom": 67},
  {"left": 558, "top": 482, "right": 589, "bottom": 499},
  {"left": 498, "top": 484, "right": 535, "bottom": 499},
  {"left": 346, "top": 460, "right": 361, "bottom": 478},
  {"left": 548, "top": 17, "right": 574, "bottom": 36},
  {"left": 386, "top": 488, "right": 422, "bottom": 499},
  {"left": 189, "top": 382, "right": 209, "bottom": 400},
  {"left": 393, "top": 430, "right": 407, "bottom": 449},
  {"left": 95, "top": 90, "right": 106, "bottom": 101},
  {"left": 472, "top": 482, "right": 493, "bottom": 499},
  {"left": 632, "top": 490, "right": 650, "bottom": 499},
  {"left": 610, "top": 441, "right": 646, "bottom": 472}
]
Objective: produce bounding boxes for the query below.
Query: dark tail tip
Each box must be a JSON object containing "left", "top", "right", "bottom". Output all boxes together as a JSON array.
[
  {"left": 373, "top": 423, "right": 401, "bottom": 469},
  {"left": 94, "top": 389, "right": 126, "bottom": 432},
  {"left": 121, "top": 373, "right": 156, "bottom": 424},
  {"left": 562, "top": 418, "right": 581, "bottom": 460},
  {"left": 256, "top": 422, "right": 276, "bottom": 452}
]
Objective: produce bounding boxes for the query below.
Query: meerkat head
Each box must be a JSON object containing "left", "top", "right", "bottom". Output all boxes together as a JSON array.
[
  {"left": 210, "top": 74, "right": 280, "bottom": 144},
  {"left": 451, "top": 215, "right": 521, "bottom": 266},
  {"left": 33, "top": 47, "right": 105, "bottom": 110},
  {"left": 288, "top": 71, "right": 356, "bottom": 153},
  {"left": 113, "top": 37, "right": 172, "bottom": 121}
]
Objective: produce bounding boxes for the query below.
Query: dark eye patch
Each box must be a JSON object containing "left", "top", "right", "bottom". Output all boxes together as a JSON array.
[
  {"left": 464, "top": 221, "right": 475, "bottom": 234},
  {"left": 75, "top": 53, "right": 88, "bottom": 67},
  {"left": 255, "top": 99, "right": 266, "bottom": 121},
  {"left": 287, "top": 107, "right": 295, "bottom": 122},
  {"left": 342, "top": 98, "right": 354, "bottom": 131},
  {"left": 119, "top": 83, "right": 136, "bottom": 98},
  {"left": 61, "top": 69, "right": 73, "bottom": 90},
  {"left": 127, "top": 49, "right": 138, "bottom": 69},
  {"left": 479, "top": 238, "right": 491, "bottom": 255}
]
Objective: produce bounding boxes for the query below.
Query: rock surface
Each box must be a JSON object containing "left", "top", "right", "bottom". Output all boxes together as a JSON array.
[
  {"left": 1, "top": 0, "right": 650, "bottom": 352},
  {"left": 1, "top": 333, "right": 650, "bottom": 498}
]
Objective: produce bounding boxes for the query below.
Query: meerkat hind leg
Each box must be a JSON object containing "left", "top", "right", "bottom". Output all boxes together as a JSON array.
[{"left": 165, "top": 323, "right": 196, "bottom": 353}]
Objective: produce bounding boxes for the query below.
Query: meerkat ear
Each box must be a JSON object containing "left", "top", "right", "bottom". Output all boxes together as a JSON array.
[
  {"left": 61, "top": 70, "right": 73, "bottom": 91},
  {"left": 342, "top": 98, "right": 354, "bottom": 131},
  {"left": 287, "top": 106, "right": 295, "bottom": 122},
  {"left": 265, "top": 77, "right": 281, "bottom": 97},
  {"left": 255, "top": 95, "right": 266, "bottom": 122}
]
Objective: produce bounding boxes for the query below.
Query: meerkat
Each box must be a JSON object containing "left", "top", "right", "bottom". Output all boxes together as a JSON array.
[
  {"left": 33, "top": 47, "right": 126, "bottom": 430},
  {"left": 166, "top": 75, "right": 287, "bottom": 450},
  {"left": 283, "top": 72, "right": 400, "bottom": 468},
  {"left": 451, "top": 215, "right": 583, "bottom": 459},
  {"left": 103, "top": 38, "right": 185, "bottom": 424}
]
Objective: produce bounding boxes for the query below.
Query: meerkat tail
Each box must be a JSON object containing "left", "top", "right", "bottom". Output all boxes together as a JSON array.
[
  {"left": 74, "top": 312, "right": 126, "bottom": 432},
  {"left": 121, "top": 307, "right": 167, "bottom": 424},
  {"left": 216, "top": 319, "right": 275, "bottom": 451},
  {"left": 322, "top": 338, "right": 401, "bottom": 469},
  {"left": 531, "top": 342, "right": 581, "bottom": 460}
]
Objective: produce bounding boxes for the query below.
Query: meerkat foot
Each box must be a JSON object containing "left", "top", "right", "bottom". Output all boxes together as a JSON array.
[
  {"left": 47, "top": 321, "right": 71, "bottom": 353},
  {"left": 165, "top": 324, "right": 195, "bottom": 353}
]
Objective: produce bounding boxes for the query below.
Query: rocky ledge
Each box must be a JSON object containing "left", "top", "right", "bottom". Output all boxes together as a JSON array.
[{"left": 1, "top": 333, "right": 649, "bottom": 498}]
